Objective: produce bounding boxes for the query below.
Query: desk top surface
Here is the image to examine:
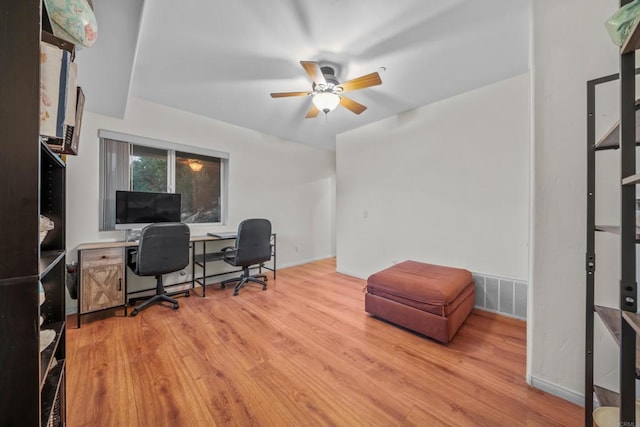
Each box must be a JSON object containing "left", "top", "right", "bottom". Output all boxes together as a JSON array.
[{"left": 77, "top": 234, "right": 232, "bottom": 251}]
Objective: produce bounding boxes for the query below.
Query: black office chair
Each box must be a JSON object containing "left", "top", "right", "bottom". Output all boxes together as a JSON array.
[
  {"left": 127, "top": 222, "right": 190, "bottom": 316},
  {"left": 221, "top": 219, "right": 272, "bottom": 296}
]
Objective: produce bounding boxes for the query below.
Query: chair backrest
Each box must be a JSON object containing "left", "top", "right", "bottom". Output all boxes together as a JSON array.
[
  {"left": 136, "top": 222, "right": 190, "bottom": 276},
  {"left": 234, "top": 218, "right": 272, "bottom": 267}
]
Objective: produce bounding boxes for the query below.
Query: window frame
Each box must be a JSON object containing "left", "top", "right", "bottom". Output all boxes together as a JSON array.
[{"left": 98, "top": 129, "right": 229, "bottom": 230}]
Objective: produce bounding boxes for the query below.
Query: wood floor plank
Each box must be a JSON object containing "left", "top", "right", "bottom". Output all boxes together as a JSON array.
[
  {"left": 67, "top": 258, "right": 582, "bottom": 426},
  {"left": 66, "top": 321, "right": 140, "bottom": 424}
]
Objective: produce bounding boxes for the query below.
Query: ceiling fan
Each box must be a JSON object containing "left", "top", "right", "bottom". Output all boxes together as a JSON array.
[{"left": 270, "top": 61, "right": 382, "bottom": 118}]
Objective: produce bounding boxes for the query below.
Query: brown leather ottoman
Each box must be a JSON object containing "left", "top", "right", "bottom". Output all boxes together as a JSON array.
[{"left": 365, "top": 261, "right": 475, "bottom": 343}]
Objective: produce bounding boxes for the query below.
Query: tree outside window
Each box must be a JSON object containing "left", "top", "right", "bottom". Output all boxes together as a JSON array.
[{"left": 175, "top": 151, "right": 221, "bottom": 223}]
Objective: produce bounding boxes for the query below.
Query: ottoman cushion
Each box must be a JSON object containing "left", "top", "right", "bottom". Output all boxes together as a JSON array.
[{"left": 367, "top": 261, "right": 473, "bottom": 317}]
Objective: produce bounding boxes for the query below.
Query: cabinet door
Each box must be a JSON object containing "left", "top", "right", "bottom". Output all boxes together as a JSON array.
[{"left": 80, "top": 263, "right": 125, "bottom": 313}]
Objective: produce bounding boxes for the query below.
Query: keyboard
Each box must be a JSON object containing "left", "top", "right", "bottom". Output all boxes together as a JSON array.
[{"left": 207, "top": 232, "right": 237, "bottom": 239}]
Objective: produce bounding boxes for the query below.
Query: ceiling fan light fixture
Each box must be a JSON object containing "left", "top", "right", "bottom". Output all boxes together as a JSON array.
[{"left": 312, "top": 92, "right": 340, "bottom": 114}]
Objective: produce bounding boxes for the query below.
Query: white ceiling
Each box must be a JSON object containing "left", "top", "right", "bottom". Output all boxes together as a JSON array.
[{"left": 76, "top": 0, "right": 530, "bottom": 151}]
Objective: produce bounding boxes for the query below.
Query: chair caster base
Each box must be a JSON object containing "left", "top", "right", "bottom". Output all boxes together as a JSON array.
[
  {"left": 263, "top": 285, "right": 267, "bottom": 291},
  {"left": 173, "top": 303, "right": 179, "bottom": 309},
  {"left": 130, "top": 309, "right": 139, "bottom": 317}
]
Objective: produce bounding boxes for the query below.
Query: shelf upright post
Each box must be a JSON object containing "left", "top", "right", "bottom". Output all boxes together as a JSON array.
[
  {"left": 619, "top": 0, "right": 637, "bottom": 423},
  {"left": 585, "top": 77, "right": 597, "bottom": 427}
]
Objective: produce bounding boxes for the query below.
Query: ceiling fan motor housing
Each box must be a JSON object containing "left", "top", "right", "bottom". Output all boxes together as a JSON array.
[
  {"left": 321, "top": 65, "right": 337, "bottom": 78},
  {"left": 313, "top": 65, "right": 340, "bottom": 92}
]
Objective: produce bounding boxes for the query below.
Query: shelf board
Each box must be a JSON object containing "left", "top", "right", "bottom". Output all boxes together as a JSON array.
[
  {"left": 622, "top": 17, "right": 640, "bottom": 54},
  {"left": 193, "top": 251, "right": 224, "bottom": 265},
  {"left": 595, "top": 305, "right": 621, "bottom": 343},
  {"left": 40, "top": 140, "right": 66, "bottom": 168},
  {"left": 595, "top": 306, "right": 640, "bottom": 377},
  {"left": 622, "top": 311, "right": 640, "bottom": 335},
  {"left": 594, "top": 384, "right": 620, "bottom": 407},
  {"left": 40, "top": 321, "right": 64, "bottom": 387},
  {"left": 594, "top": 100, "right": 640, "bottom": 150},
  {"left": 39, "top": 250, "right": 65, "bottom": 278},
  {"left": 595, "top": 225, "right": 640, "bottom": 242},
  {"left": 622, "top": 174, "right": 640, "bottom": 185}
]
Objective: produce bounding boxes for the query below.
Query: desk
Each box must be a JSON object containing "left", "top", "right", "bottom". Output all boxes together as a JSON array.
[
  {"left": 191, "top": 233, "right": 276, "bottom": 296},
  {"left": 75, "top": 234, "right": 277, "bottom": 327}
]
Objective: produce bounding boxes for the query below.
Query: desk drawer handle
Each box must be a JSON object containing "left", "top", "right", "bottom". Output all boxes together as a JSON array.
[
  {"left": 101, "top": 255, "right": 107, "bottom": 259},
  {"left": 118, "top": 278, "right": 122, "bottom": 291}
]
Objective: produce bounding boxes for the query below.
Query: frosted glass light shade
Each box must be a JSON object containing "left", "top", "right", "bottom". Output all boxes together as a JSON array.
[{"left": 312, "top": 92, "right": 340, "bottom": 113}]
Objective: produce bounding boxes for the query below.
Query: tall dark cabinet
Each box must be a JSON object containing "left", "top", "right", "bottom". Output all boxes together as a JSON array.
[
  {"left": 585, "top": 1, "right": 639, "bottom": 425},
  {"left": 0, "top": 1, "right": 67, "bottom": 425}
]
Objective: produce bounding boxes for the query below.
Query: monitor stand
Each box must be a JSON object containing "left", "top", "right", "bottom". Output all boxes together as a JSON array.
[{"left": 124, "top": 229, "right": 141, "bottom": 242}]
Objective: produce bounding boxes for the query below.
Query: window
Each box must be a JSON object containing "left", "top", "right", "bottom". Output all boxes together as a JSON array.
[
  {"left": 99, "top": 130, "right": 228, "bottom": 230},
  {"left": 175, "top": 151, "right": 221, "bottom": 223},
  {"left": 130, "top": 145, "right": 168, "bottom": 193}
]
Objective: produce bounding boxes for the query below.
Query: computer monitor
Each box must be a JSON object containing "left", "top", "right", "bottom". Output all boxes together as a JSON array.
[{"left": 115, "top": 190, "right": 182, "bottom": 231}]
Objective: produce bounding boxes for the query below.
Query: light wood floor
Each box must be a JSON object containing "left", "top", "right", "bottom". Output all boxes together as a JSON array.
[{"left": 66, "top": 258, "right": 581, "bottom": 426}]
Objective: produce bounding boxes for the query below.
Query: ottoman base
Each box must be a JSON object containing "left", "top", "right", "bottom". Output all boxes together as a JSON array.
[{"left": 365, "top": 292, "right": 474, "bottom": 344}]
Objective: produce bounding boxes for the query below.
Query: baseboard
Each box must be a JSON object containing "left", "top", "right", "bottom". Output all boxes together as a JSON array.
[
  {"left": 335, "top": 269, "right": 367, "bottom": 280},
  {"left": 277, "top": 254, "right": 335, "bottom": 270},
  {"left": 473, "top": 306, "right": 525, "bottom": 321},
  {"left": 527, "top": 374, "right": 584, "bottom": 407}
]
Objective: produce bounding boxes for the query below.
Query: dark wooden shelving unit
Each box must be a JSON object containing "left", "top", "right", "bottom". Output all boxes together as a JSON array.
[
  {"left": 0, "top": 1, "right": 68, "bottom": 425},
  {"left": 586, "top": 2, "right": 639, "bottom": 424}
]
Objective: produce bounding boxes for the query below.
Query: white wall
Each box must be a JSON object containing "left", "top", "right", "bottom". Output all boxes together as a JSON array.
[
  {"left": 530, "top": 0, "right": 621, "bottom": 403},
  {"left": 65, "top": 96, "right": 336, "bottom": 271},
  {"left": 335, "top": 73, "right": 530, "bottom": 281}
]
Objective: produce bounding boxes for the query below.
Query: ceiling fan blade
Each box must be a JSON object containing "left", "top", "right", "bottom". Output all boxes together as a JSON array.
[
  {"left": 340, "top": 96, "right": 367, "bottom": 115},
  {"left": 305, "top": 104, "right": 320, "bottom": 118},
  {"left": 270, "top": 91, "right": 310, "bottom": 98},
  {"left": 300, "top": 61, "right": 327, "bottom": 86},
  {"left": 339, "top": 72, "right": 382, "bottom": 92}
]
